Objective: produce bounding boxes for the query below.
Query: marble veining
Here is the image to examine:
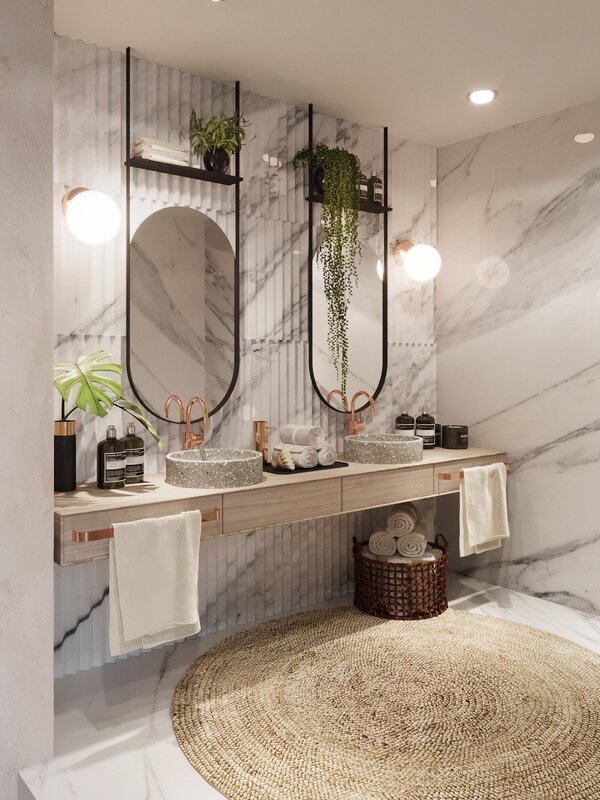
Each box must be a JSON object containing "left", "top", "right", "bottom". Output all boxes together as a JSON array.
[
  {"left": 53, "top": 35, "right": 437, "bottom": 675},
  {"left": 437, "top": 96, "right": 600, "bottom": 614},
  {"left": 24, "top": 575, "right": 600, "bottom": 799}
]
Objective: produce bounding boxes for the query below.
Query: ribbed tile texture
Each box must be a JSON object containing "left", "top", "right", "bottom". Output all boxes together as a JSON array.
[{"left": 53, "top": 35, "right": 437, "bottom": 676}]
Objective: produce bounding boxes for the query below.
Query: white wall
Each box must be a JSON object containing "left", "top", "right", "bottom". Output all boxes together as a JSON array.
[
  {"left": 0, "top": 1, "right": 54, "bottom": 796},
  {"left": 437, "top": 97, "right": 600, "bottom": 614}
]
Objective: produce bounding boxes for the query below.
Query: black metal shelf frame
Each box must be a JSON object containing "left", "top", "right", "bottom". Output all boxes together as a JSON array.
[
  {"left": 124, "top": 46, "right": 241, "bottom": 423},
  {"left": 306, "top": 103, "right": 389, "bottom": 414}
]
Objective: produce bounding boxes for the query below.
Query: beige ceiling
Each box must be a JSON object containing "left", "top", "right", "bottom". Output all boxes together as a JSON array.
[{"left": 55, "top": 0, "right": 600, "bottom": 147}]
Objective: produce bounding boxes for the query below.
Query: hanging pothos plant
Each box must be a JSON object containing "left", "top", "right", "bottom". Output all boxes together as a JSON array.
[{"left": 294, "top": 144, "right": 361, "bottom": 396}]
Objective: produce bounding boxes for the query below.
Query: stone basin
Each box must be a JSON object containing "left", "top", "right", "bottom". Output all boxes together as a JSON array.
[
  {"left": 344, "top": 433, "right": 423, "bottom": 465},
  {"left": 165, "top": 448, "right": 263, "bottom": 489}
]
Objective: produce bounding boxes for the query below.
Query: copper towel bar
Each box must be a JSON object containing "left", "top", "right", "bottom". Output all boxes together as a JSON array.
[
  {"left": 71, "top": 507, "right": 221, "bottom": 543},
  {"left": 437, "top": 463, "right": 510, "bottom": 481}
]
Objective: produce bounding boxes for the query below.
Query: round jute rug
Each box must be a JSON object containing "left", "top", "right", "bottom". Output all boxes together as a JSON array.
[{"left": 172, "top": 607, "right": 600, "bottom": 800}]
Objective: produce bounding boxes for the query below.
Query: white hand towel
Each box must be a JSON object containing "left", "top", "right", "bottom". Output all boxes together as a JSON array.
[
  {"left": 396, "top": 528, "right": 427, "bottom": 558},
  {"left": 317, "top": 443, "right": 337, "bottom": 467},
  {"left": 109, "top": 510, "right": 201, "bottom": 657},
  {"left": 459, "top": 463, "right": 510, "bottom": 557},
  {"left": 280, "top": 424, "right": 326, "bottom": 450},
  {"left": 273, "top": 444, "right": 318, "bottom": 469},
  {"left": 363, "top": 545, "right": 442, "bottom": 564},
  {"left": 386, "top": 504, "right": 417, "bottom": 535},
  {"left": 368, "top": 529, "right": 397, "bottom": 557}
]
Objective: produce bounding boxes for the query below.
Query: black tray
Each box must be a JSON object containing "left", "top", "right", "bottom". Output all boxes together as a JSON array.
[{"left": 263, "top": 460, "right": 349, "bottom": 475}]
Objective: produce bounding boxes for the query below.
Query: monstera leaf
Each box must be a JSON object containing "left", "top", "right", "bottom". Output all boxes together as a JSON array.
[
  {"left": 54, "top": 349, "right": 123, "bottom": 417},
  {"left": 115, "top": 397, "right": 163, "bottom": 448}
]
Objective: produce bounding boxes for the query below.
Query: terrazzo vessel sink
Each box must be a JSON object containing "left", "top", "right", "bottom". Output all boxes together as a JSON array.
[
  {"left": 166, "top": 448, "right": 263, "bottom": 489},
  {"left": 344, "top": 433, "right": 423, "bottom": 465}
]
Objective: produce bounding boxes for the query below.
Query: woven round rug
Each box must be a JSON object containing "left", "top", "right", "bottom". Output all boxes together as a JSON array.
[{"left": 172, "top": 607, "right": 600, "bottom": 800}]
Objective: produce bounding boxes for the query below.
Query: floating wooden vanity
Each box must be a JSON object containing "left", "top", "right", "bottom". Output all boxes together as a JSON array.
[{"left": 54, "top": 447, "right": 506, "bottom": 566}]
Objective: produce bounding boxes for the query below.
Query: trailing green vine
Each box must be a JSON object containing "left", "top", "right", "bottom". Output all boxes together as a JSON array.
[{"left": 294, "top": 144, "right": 361, "bottom": 396}]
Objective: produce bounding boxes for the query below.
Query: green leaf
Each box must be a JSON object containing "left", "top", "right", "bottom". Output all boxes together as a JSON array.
[
  {"left": 114, "top": 397, "right": 164, "bottom": 449},
  {"left": 53, "top": 349, "right": 123, "bottom": 417}
]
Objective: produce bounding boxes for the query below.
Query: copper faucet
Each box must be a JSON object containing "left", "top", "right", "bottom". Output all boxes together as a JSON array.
[
  {"left": 184, "top": 397, "right": 209, "bottom": 449},
  {"left": 164, "top": 394, "right": 209, "bottom": 450},
  {"left": 348, "top": 391, "right": 375, "bottom": 436},
  {"left": 252, "top": 420, "right": 276, "bottom": 463},
  {"left": 326, "top": 389, "right": 349, "bottom": 412}
]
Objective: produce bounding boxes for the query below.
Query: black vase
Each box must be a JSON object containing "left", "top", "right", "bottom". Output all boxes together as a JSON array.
[
  {"left": 203, "top": 148, "right": 230, "bottom": 174},
  {"left": 54, "top": 420, "right": 77, "bottom": 492},
  {"left": 311, "top": 166, "right": 325, "bottom": 195}
]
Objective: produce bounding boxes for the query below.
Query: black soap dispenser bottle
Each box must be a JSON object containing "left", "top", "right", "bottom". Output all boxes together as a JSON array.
[
  {"left": 415, "top": 406, "right": 436, "bottom": 449},
  {"left": 395, "top": 407, "right": 415, "bottom": 434},
  {"left": 120, "top": 422, "right": 145, "bottom": 484},
  {"left": 97, "top": 425, "right": 126, "bottom": 489}
]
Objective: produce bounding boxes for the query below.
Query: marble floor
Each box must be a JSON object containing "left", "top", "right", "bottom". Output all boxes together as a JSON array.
[{"left": 20, "top": 574, "right": 600, "bottom": 800}]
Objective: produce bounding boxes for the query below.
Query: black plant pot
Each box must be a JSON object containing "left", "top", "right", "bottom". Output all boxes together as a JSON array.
[
  {"left": 54, "top": 420, "right": 77, "bottom": 492},
  {"left": 203, "top": 148, "right": 230, "bottom": 174},
  {"left": 311, "top": 166, "right": 325, "bottom": 195}
]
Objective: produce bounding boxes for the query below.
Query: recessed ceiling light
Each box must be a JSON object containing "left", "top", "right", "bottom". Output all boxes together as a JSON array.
[
  {"left": 467, "top": 89, "right": 498, "bottom": 105},
  {"left": 574, "top": 132, "right": 595, "bottom": 144}
]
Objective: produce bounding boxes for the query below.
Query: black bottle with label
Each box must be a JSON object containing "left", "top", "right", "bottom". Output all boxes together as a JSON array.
[
  {"left": 120, "top": 422, "right": 145, "bottom": 484},
  {"left": 369, "top": 173, "right": 384, "bottom": 205},
  {"left": 394, "top": 408, "right": 415, "bottom": 435},
  {"left": 415, "top": 406, "right": 436, "bottom": 449},
  {"left": 359, "top": 174, "right": 369, "bottom": 202},
  {"left": 97, "top": 425, "right": 126, "bottom": 489}
]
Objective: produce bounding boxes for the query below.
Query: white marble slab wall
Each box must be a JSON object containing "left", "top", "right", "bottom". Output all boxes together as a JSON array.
[
  {"left": 53, "top": 35, "right": 437, "bottom": 675},
  {"left": 437, "top": 97, "right": 600, "bottom": 614}
]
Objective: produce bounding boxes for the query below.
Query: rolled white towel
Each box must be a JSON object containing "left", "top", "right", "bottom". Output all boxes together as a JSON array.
[
  {"left": 280, "top": 424, "right": 325, "bottom": 450},
  {"left": 386, "top": 504, "right": 417, "bottom": 536},
  {"left": 317, "top": 443, "right": 337, "bottom": 467},
  {"left": 368, "top": 529, "right": 397, "bottom": 557},
  {"left": 396, "top": 528, "right": 427, "bottom": 558},
  {"left": 273, "top": 444, "right": 318, "bottom": 469},
  {"left": 363, "top": 545, "right": 442, "bottom": 564}
]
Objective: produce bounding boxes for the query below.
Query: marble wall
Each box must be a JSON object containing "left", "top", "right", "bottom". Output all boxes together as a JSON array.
[
  {"left": 437, "top": 97, "right": 600, "bottom": 614},
  {"left": 0, "top": 1, "right": 54, "bottom": 796},
  {"left": 53, "top": 36, "right": 438, "bottom": 675}
]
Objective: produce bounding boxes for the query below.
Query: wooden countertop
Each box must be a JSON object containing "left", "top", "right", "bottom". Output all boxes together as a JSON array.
[{"left": 55, "top": 447, "right": 507, "bottom": 518}]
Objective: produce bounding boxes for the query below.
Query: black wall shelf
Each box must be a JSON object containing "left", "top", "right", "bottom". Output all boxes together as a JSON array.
[
  {"left": 307, "top": 192, "right": 391, "bottom": 215},
  {"left": 127, "top": 155, "right": 243, "bottom": 185}
]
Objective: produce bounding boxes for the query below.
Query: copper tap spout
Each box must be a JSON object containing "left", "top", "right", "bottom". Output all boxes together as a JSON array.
[
  {"left": 184, "top": 397, "right": 209, "bottom": 450},
  {"left": 326, "top": 389, "right": 349, "bottom": 412},
  {"left": 348, "top": 391, "right": 375, "bottom": 436},
  {"left": 164, "top": 394, "right": 186, "bottom": 449}
]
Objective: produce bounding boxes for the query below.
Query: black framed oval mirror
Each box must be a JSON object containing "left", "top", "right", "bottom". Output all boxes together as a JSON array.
[
  {"left": 126, "top": 206, "right": 239, "bottom": 420},
  {"left": 309, "top": 238, "right": 388, "bottom": 411}
]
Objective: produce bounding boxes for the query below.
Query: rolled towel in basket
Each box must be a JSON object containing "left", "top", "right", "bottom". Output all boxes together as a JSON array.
[
  {"left": 396, "top": 528, "right": 427, "bottom": 558},
  {"left": 386, "top": 504, "right": 418, "bottom": 536},
  {"left": 363, "top": 545, "right": 442, "bottom": 564},
  {"left": 280, "top": 424, "right": 325, "bottom": 450},
  {"left": 317, "top": 443, "right": 337, "bottom": 467},
  {"left": 368, "top": 529, "right": 397, "bottom": 557},
  {"left": 273, "top": 444, "right": 318, "bottom": 469}
]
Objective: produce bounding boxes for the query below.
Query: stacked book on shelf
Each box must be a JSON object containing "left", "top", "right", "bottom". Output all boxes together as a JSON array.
[{"left": 131, "top": 137, "right": 189, "bottom": 167}]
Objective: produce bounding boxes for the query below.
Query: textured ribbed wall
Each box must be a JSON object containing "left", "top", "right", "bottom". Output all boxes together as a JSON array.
[{"left": 53, "top": 36, "right": 437, "bottom": 676}]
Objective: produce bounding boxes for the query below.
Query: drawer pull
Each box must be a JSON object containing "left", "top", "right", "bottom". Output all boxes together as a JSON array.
[
  {"left": 71, "top": 507, "right": 221, "bottom": 542},
  {"left": 437, "top": 462, "right": 510, "bottom": 481}
]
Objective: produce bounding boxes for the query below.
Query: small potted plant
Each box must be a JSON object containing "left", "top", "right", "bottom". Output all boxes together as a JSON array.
[
  {"left": 53, "top": 349, "right": 163, "bottom": 491},
  {"left": 188, "top": 110, "right": 253, "bottom": 173}
]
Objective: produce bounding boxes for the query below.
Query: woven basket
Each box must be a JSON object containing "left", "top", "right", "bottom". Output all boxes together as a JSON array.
[{"left": 353, "top": 534, "right": 448, "bottom": 620}]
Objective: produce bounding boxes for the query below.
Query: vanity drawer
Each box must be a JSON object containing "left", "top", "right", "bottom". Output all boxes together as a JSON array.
[
  {"left": 434, "top": 453, "right": 508, "bottom": 494},
  {"left": 222, "top": 478, "right": 342, "bottom": 533},
  {"left": 55, "top": 495, "right": 223, "bottom": 566},
  {"left": 342, "top": 466, "right": 434, "bottom": 513}
]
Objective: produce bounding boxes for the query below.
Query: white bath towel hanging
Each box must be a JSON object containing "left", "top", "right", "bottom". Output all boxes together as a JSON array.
[
  {"left": 109, "top": 510, "right": 201, "bottom": 657},
  {"left": 279, "top": 424, "right": 326, "bottom": 450},
  {"left": 459, "top": 463, "right": 510, "bottom": 557}
]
